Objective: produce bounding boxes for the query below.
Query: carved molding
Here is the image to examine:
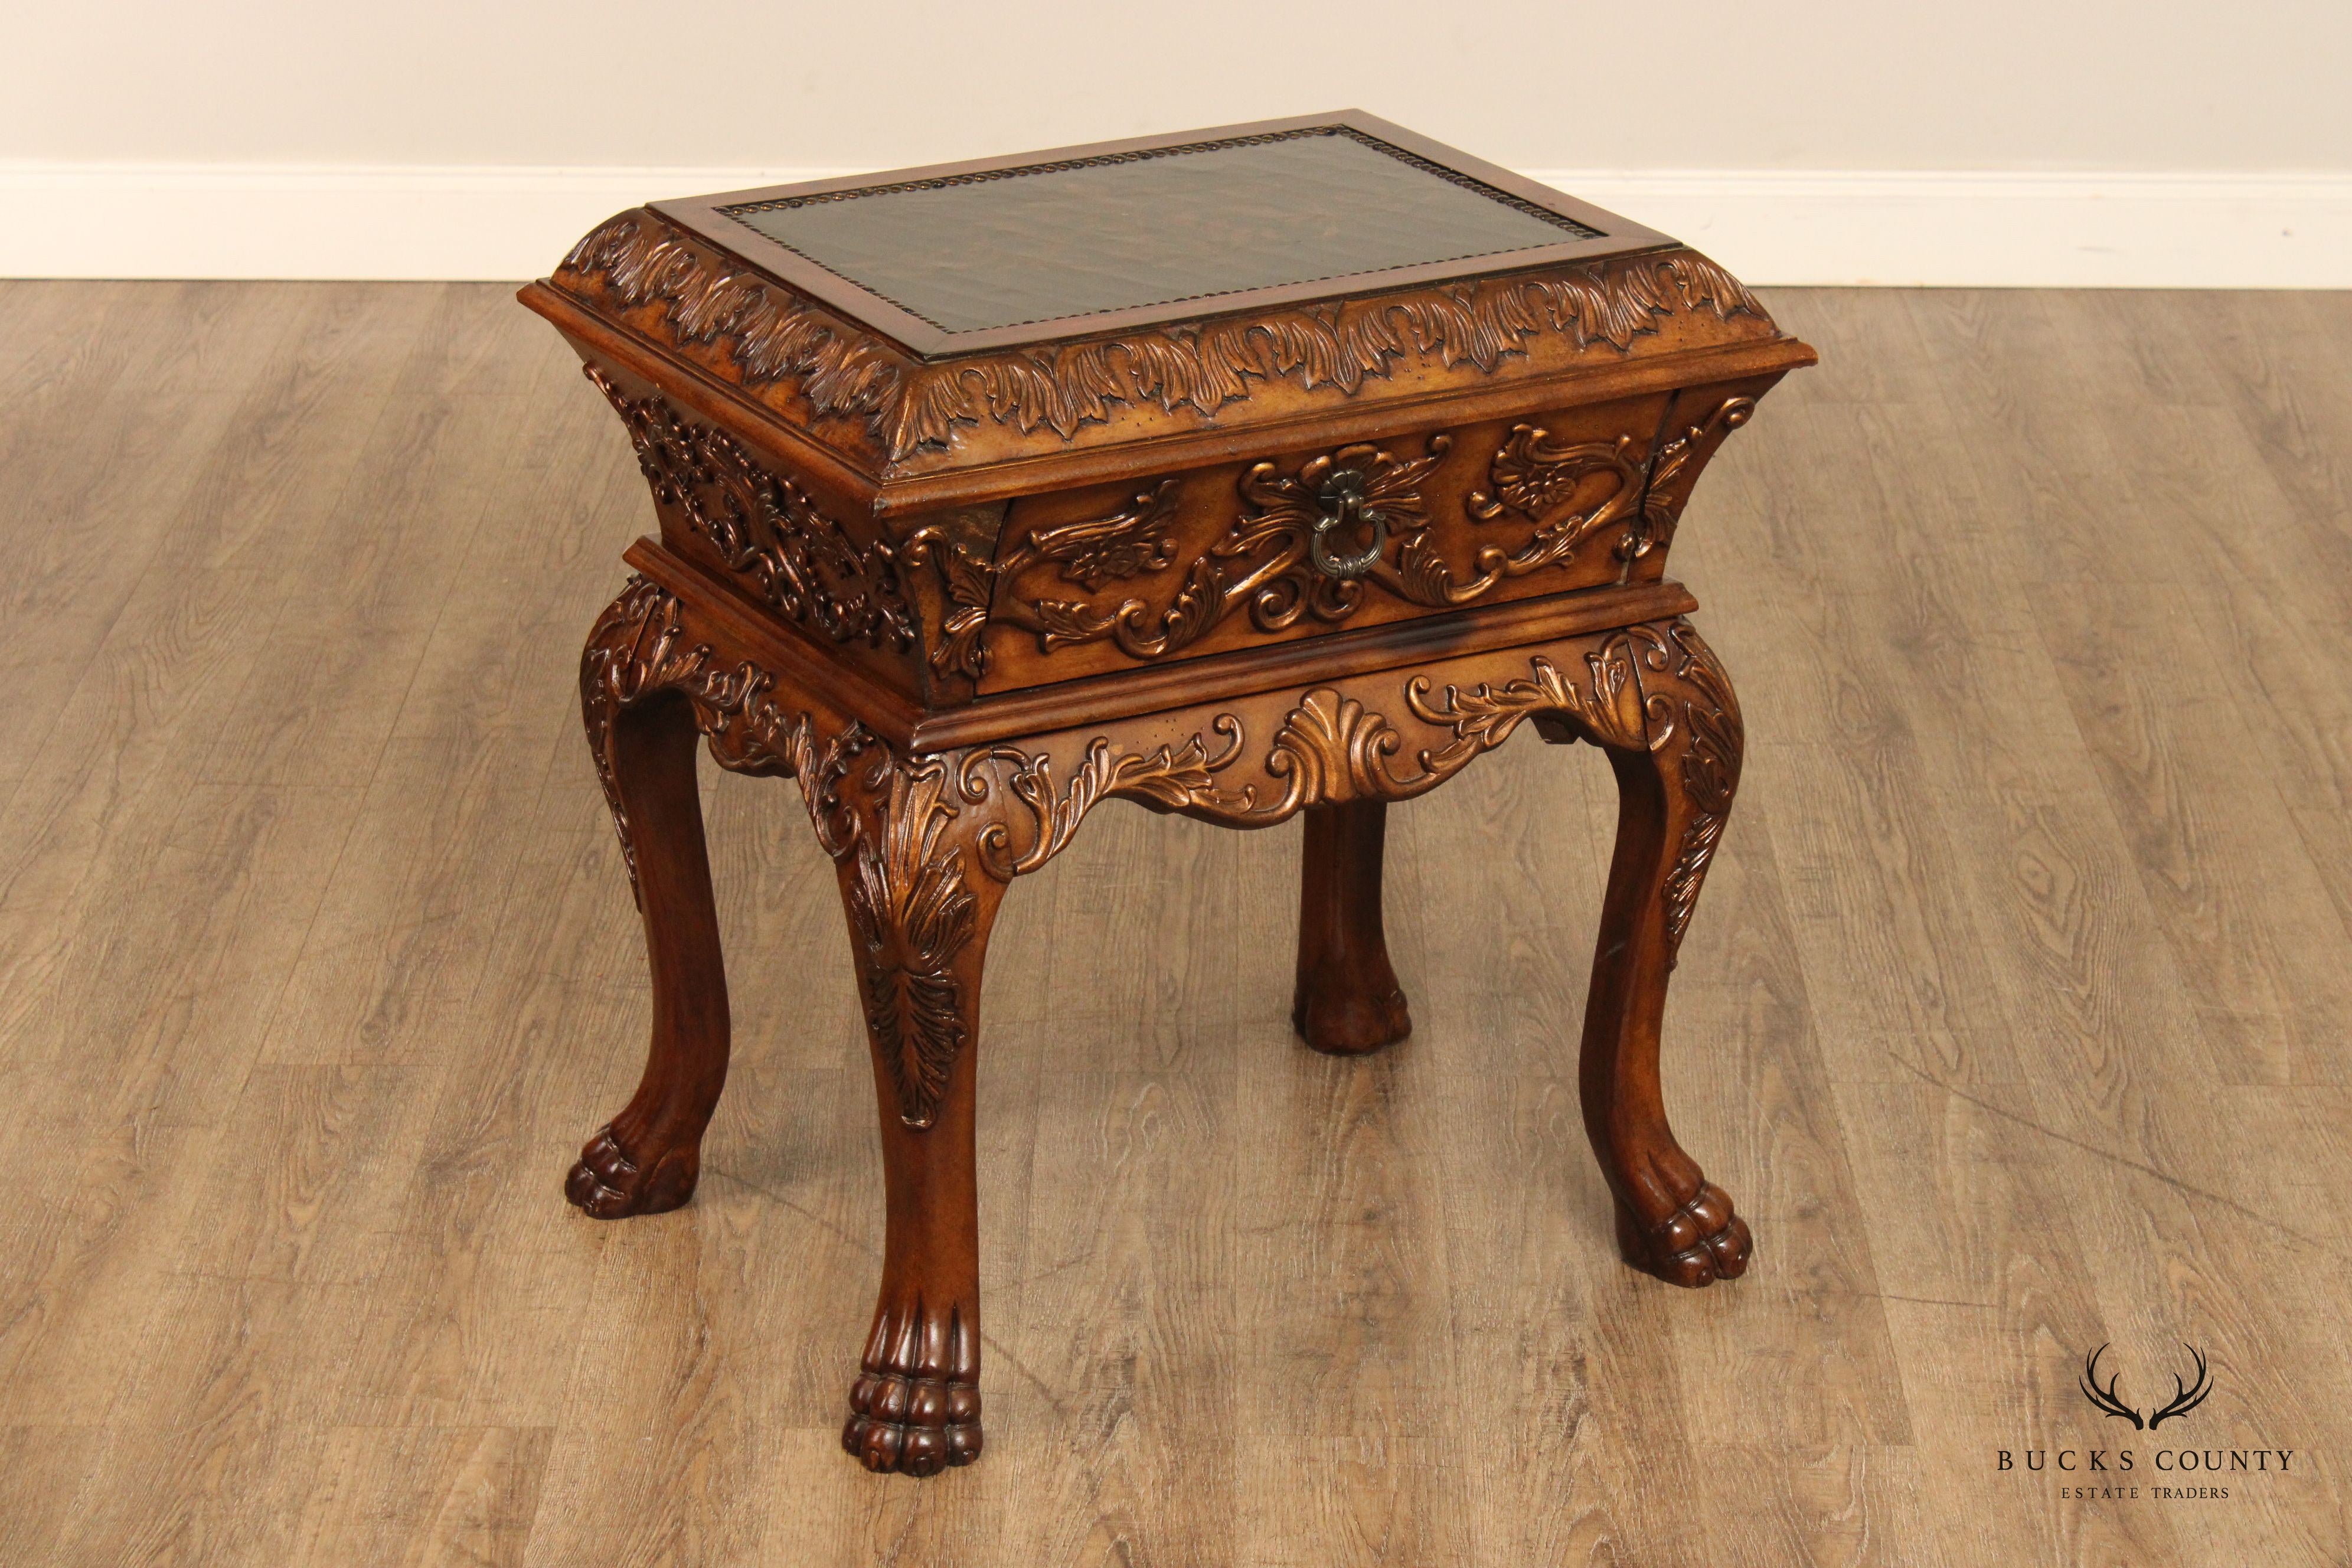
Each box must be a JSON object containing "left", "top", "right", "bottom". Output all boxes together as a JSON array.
[
  {"left": 953, "top": 622, "right": 1725, "bottom": 867},
  {"left": 586, "top": 367, "right": 916, "bottom": 651},
  {"left": 561, "top": 218, "right": 904, "bottom": 435},
  {"left": 558, "top": 213, "right": 1772, "bottom": 460}
]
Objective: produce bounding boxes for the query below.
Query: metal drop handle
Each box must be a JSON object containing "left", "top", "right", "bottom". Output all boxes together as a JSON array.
[{"left": 1308, "top": 470, "right": 1387, "bottom": 580}]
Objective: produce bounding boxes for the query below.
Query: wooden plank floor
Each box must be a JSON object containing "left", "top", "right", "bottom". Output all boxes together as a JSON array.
[{"left": 2, "top": 282, "right": 2348, "bottom": 1567}]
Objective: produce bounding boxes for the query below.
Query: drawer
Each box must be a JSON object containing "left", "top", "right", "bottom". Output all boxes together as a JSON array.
[{"left": 971, "top": 391, "right": 1672, "bottom": 692}]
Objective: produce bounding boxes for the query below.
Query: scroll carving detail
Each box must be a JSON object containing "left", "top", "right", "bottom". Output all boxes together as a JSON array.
[
  {"left": 949, "top": 620, "right": 1727, "bottom": 865},
  {"left": 587, "top": 368, "right": 916, "bottom": 651},
  {"left": 1630, "top": 396, "right": 1756, "bottom": 560},
  {"left": 579, "top": 580, "right": 978, "bottom": 1129}
]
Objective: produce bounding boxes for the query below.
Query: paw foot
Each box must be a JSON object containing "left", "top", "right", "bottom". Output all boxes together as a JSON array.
[
  {"left": 563, "top": 1124, "right": 696, "bottom": 1219},
  {"left": 841, "top": 1297, "right": 982, "bottom": 1476},
  {"left": 1616, "top": 1181, "right": 1750, "bottom": 1286},
  {"left": 1292, "top": 984, "right": 1412, "bottom": 1057},
  {"left": 843, "top": 1370, "right": 982, "bottom": 1476}
]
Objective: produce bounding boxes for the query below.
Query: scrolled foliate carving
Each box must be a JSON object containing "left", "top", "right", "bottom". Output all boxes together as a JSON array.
[
  {"left": 932, "top": 423, "right": 1683, "bottom": 680},
  {"left": 904, "top": 479, "right": 1187, "bottom": 682},
  {"left": 887, "top": 255, "right": 1768, "bottom": 457},
  {"left": 561, "top": 217, "right": 903, "bottom": 431},
  {"left": 846, "top": 764, "right": 980, "bottom": 1131},
  {"left": 1655, "top": 621, "right": 1743, "bottom": 966},
  {"left": 577, "top": 579, "right": 984, "bottom": 1129},
  {"left": 975, "top": 439, "right": 1465, "bottom": 670},
  {"left": 1629, "top": 396, "right": 1756, "bottom": 560},
  {"left": 586, "top": 368, "right": 916, "bottom": 651},
  {"left": 1467, "top": 426, "right": 1647, "bottom": 567},
  {"left": 958, "top": 720, "right": 1253, "bottom": 878},
  {"left": 1024, "top": 478, "right": 1181, "bottom": 591},
  {"left": 580, "top": 579, "right": 802, "bottom": 900},
  {"left": 556, "top": 213, "right": 1773, "bottom": 460},
  {"left": 944, "top": 619, "right": 1736, "bottom": 873}
]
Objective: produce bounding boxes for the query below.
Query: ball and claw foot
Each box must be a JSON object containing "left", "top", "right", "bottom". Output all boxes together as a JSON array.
[
  {"left": 842, "top": 1368, "right": 982, "bottom": 1477},
  {"left": 1292, "top": 985, "right": 1412, "bottom": 1057},
  {"left": 1616, "top": 1181, "right": 1751, "bottom": 1286},
  {"left": 563, "top": 1124, "right": 697, "bottom": 1219}
]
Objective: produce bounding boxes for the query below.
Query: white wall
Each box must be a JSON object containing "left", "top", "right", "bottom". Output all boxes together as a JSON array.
[{"left": 6, "top": 0, "right": 2351, "bottom": 284}]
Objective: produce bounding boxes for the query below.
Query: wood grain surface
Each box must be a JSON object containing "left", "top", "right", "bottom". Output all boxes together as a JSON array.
[{"left": 1, "top": 281, "right": 2347, "bottom": 1566}]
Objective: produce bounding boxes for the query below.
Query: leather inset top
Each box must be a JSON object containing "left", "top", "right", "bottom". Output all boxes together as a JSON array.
[{"left": 723, "top": 128, "right": 1601, "bottom": 334}]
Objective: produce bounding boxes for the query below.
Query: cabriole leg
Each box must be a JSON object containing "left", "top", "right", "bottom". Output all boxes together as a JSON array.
[
  {"left": 1292, "top": 799, "right": 1412, "bottom": 1056},
  {"left": 568, "top": 584, "right": 733, "bottom": 1219},
  {"left": 832, "top": 761, "right": 1005, "bottom": 1476}
]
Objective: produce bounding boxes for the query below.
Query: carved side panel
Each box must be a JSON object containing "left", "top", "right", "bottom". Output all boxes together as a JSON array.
[
  {"left": 584, "top": 364, "right": 930, "bottom": 697},
  {"left": 955, "top": 393, "right": 1670, "bottom": 692}
]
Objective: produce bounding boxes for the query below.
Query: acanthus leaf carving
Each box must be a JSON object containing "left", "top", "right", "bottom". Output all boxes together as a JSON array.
[
  {"left": 557, "top": 213, "right": 1774, "bottom": 461},
  {"left": 1657, "top": 620, "right": 1743, "bottom": 966},
  {"left": 579, "top": 579, "right": 981, "bottom": 1130},
  {"left": 846, "top": 763, "right": 979, "bottom": 1131},
  {"left": 958, "top": 718, "right": 1254, "bottom": 879}
]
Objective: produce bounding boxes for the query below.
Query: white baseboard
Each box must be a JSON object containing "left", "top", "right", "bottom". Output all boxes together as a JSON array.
[{"left": 3, "top": 162, "right": 2348, "bottom": 288}]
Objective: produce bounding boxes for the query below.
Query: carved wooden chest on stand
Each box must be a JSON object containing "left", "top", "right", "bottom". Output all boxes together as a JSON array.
[{"left": 519, "top": 111, "right": 1816, "bottom": 1476}]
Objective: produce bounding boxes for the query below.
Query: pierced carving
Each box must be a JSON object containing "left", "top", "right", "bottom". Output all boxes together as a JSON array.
[
  {"left": 587, "top": 367, "right": 916, "bottom": 650},
  {"left": 557, "top": 213, "right": 1772, "bottom": 459}
]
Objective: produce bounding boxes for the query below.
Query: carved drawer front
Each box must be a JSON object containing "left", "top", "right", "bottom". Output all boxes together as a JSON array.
[{"left": 968, "top": 391, "right": 1674, "bottom": 692}]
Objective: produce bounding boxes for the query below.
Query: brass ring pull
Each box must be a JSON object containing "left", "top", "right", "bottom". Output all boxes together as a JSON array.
[{"left": 1308, "top": 470, "right": 1387, "bottom": 580}]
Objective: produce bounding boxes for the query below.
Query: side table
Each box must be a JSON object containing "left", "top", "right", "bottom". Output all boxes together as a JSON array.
[{"left": 520, "top": 111, "right": 1816, "bottom": 1476}]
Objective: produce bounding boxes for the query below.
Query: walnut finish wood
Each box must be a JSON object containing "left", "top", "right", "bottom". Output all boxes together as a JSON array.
[
  {"left": 526, "top": 115, "right": 1814, "bottom": 1476},
  {"left": 1564, "top": 622, "right": 1750, "bottom": 1283},
  {"left": 566, "top": 587, "right": 735, "bottom": 1217},
  {"left": 1293, "top": 802, "right": 1412, "bottom": 1056},
  {"left": 31, "top": 282, "right": 2352, "bottom": 1564}
]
